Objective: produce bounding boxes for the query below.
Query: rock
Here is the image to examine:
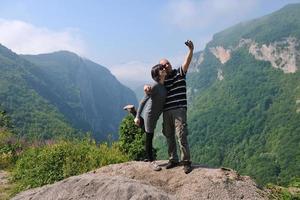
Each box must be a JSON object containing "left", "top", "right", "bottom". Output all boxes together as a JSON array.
[
  {"left": 210, "top": 46, "right": 231, "bottom": 64},
  {"left": 12, "top": 161, "right": 268, "bottom": 200},
  {"left": 248, "top": 37, "right": 299, "bottom": 73}
]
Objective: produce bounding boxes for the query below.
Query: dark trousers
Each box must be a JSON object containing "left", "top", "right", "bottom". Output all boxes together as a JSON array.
[
  {"left": 135, "top": 116, "right": 154, "bottom": 162},
  {"left": 145, "top": 132, "right": 154, "bottom": 161}
]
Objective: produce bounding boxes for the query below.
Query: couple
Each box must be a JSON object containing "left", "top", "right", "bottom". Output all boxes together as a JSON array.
[{"left": 132, "top": 40, "right": 194, "bottom": 174}]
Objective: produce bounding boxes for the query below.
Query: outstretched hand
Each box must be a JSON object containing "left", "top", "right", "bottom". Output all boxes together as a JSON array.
[
  {"left": 185, "top": 40, "right": 194, "bottom": 51},
  {"left": 144, "top": 84, "right": 151, "bottom": 94}
]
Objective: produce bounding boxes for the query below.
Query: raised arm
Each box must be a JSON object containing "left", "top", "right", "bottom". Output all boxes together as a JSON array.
[{"left": 182, "top": 40, "right": 194, "bottom": 73}]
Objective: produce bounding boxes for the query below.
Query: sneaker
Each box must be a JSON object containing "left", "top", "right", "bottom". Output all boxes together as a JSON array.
[
  {"left": 165, "top": 161, "right": 179, "bottom": 169},
  {"left": 150, "top": 161, "right": 162, "bottom": 171},
  {"left": 183, "top": 162, "right": 192, "bottom": 174},
  {"left": 123, "top": 104, "right": 135, "bottom": 110},
  {"left": 123, "top": 104, "right": 137, "bottom": 116}
]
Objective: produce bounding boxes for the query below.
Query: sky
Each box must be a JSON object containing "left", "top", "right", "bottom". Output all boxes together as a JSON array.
[{"left": 0, "top": 0, "right": 300, "bottom": 89}]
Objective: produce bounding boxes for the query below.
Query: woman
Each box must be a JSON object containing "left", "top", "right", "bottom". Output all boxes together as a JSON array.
[{"left": 134, "top": 64, "right": 167, "bottom": 171}]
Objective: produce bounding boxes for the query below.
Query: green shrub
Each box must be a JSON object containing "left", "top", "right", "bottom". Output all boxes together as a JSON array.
[
  {"left": 12, "top": 138, "right": 129, "bottom": 191},
  {"left": 118, "top": 115, "right": 146, "bottom": 160},
  {"left": 267, "top": 184, "right": 300, "bottom": 200},
  {"left": 0, "top": 130, "right": 21, "bottom": 169}
]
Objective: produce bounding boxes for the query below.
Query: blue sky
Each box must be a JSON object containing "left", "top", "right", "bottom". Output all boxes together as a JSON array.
[{"left": 0, "top": 0, "right": 299, "bottom": 88}]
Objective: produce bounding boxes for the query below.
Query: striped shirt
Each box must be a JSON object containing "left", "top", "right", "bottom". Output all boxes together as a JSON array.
[{"left": 164, "top": 66, "right": 187, "bottom": 111}]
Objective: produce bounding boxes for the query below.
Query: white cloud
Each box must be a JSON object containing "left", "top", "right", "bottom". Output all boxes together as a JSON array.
[
  {"left": 110, "top": 60, "right": 153, "bottom": 83},
  {"left": 163, "top": 0, "right": 259, "bottom": 30},
  {"left": 0, "top": 18, "right": 87, "bottom": 55}
]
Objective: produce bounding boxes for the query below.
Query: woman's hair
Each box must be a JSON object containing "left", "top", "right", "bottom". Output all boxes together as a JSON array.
[{"left": 151, "top": 64, "right": 164, "bottom": 82}]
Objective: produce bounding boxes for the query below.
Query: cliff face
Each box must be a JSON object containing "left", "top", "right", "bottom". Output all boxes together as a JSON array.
[
  {"left": 12, "top": 161, "right": 267, "bottom": 200},
  {"left": 21, "top": 51, "right": 138, "bottom": 140},
  {"left": 199, "top": 37, "right": 300, "bottom": 76}
]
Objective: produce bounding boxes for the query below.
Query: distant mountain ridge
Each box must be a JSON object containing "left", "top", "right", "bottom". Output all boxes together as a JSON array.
[{"left": 0, "top": 45, "right": 137, "bottom": 140}]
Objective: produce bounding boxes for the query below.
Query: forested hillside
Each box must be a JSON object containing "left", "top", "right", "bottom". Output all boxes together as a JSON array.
[
  {"left": 22, "top": 52, "right": 137, "bottom": 140},
  {"left": 0, "top": 45, "right": 76, "bottom": 140},
  {"left": 0, "top": 45, "right": 137, "bottom": 141}
]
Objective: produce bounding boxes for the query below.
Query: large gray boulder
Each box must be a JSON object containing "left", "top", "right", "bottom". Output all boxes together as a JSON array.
[{"left": 12, "top": 161, "right": 268, "bottom": 200}]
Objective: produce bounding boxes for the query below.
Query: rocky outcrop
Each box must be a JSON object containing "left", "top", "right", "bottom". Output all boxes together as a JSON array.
[
  {"left": 217, "top": 69, "right": 224, "bottom": 80},
  {"left": 248, "top": 37, "right": 299, "bottom": 73},
  {"left": 207, "top": 37, "right": 300, "bottom": 74},
  {"left": 210, "top": 46, "right": 231, "bottom": 64},
  {"left": 12, "top": 161, "right": 268, "bottom": 200}
]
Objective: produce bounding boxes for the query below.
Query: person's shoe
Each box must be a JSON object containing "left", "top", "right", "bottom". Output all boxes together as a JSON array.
[
  {"left": 165, "top": 161, "right": 179, "bottom": 169},
  {"left": 150, "top": 161, "right": 162, "bottom": 171},
  {"left": 123, "top": 104, "right": 137, "bottom": 116},
  {"left": 183, "top": 162, "right": 192, "bottom": 174}
]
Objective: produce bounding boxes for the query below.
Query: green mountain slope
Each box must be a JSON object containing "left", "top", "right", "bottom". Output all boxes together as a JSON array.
[
  {"left": 0, "top": 45, "right": 137, "bottom": 141},
  {"left": 21, "top": 51, "right": 137, "bottom": 141},
  {"left": 156, "top": 4, "right": 300, "bottom": 186},
  {"left": 0, "top": 45, "right": 76, "bottom": 139}
]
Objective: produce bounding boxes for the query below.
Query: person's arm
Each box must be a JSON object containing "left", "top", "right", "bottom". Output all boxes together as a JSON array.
[
  {"left": 134, "top": 94, "right": 150, "bottom": 126},
  {"left": 182, "top": 40, "right": 194, "bottom": 73}
]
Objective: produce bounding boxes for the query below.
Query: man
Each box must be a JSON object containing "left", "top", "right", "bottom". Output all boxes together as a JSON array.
[{"left": 144, "top": 40, "right": 194, "bottom": 174}]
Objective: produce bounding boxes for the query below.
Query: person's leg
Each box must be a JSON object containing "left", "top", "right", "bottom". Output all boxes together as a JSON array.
[
  {"left": 145, "top": 131, "right": 161, "bottom": 171},
  {"left": 163, "top": 110, "right": 179, "bottom": 165},
  {"left": 174, "top": 108, "right": 192, "bottom": 173},
  {"left": 145, "top": 132, "right": 154, "bottom": 161}
]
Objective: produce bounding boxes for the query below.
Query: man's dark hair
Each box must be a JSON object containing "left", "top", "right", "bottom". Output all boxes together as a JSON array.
[{"left": 151, "top": 64, "right": 163, "bottom": 82}]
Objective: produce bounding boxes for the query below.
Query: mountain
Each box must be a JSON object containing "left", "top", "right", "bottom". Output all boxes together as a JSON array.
[
  {"left": 12, "top": 161, "right": 268, "bottom": 200},
  {"left": 156, "top": 3, "right": 300, "bottom": 187},
  {"left": 0, "top": 45, "right": 76, "bottom": 139},
  {"left": 0, "top": 45, "right": 137, "bottom": 140},
  {"left": 22, "top": 51, "right": 137, "bottom": 140}
]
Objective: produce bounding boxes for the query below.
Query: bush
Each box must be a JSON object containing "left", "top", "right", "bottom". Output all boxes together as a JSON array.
[
  {"left": 12, "top": 138, "right": 129, "bottom": 191},
  {"left": 118, "top": 115, "right": 146, "bottom": 160},
  {"left": 0, "top": 130, "right": 21, "bottom": 169}
]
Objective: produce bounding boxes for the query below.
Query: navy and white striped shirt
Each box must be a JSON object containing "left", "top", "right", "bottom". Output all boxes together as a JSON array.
[{"left": 164, "top": 66, "right": 187, "bottom": 111}]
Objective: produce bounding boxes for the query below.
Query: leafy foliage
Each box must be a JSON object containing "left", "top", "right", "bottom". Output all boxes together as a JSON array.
[
  {"left": 118, "top": 115, "right": 146, "bottom": 160},
  {"left": 0, "top": 107, "right": 20, "bottom": 169},
  {"left": 12, "top": 137, "right": 128, "bottom": 191},
  {"left": 267, "top": 184, "right": 300, "bottom": 200},
  {"left": 0, "top": 130, "right": 19, "bottom": 169}
]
